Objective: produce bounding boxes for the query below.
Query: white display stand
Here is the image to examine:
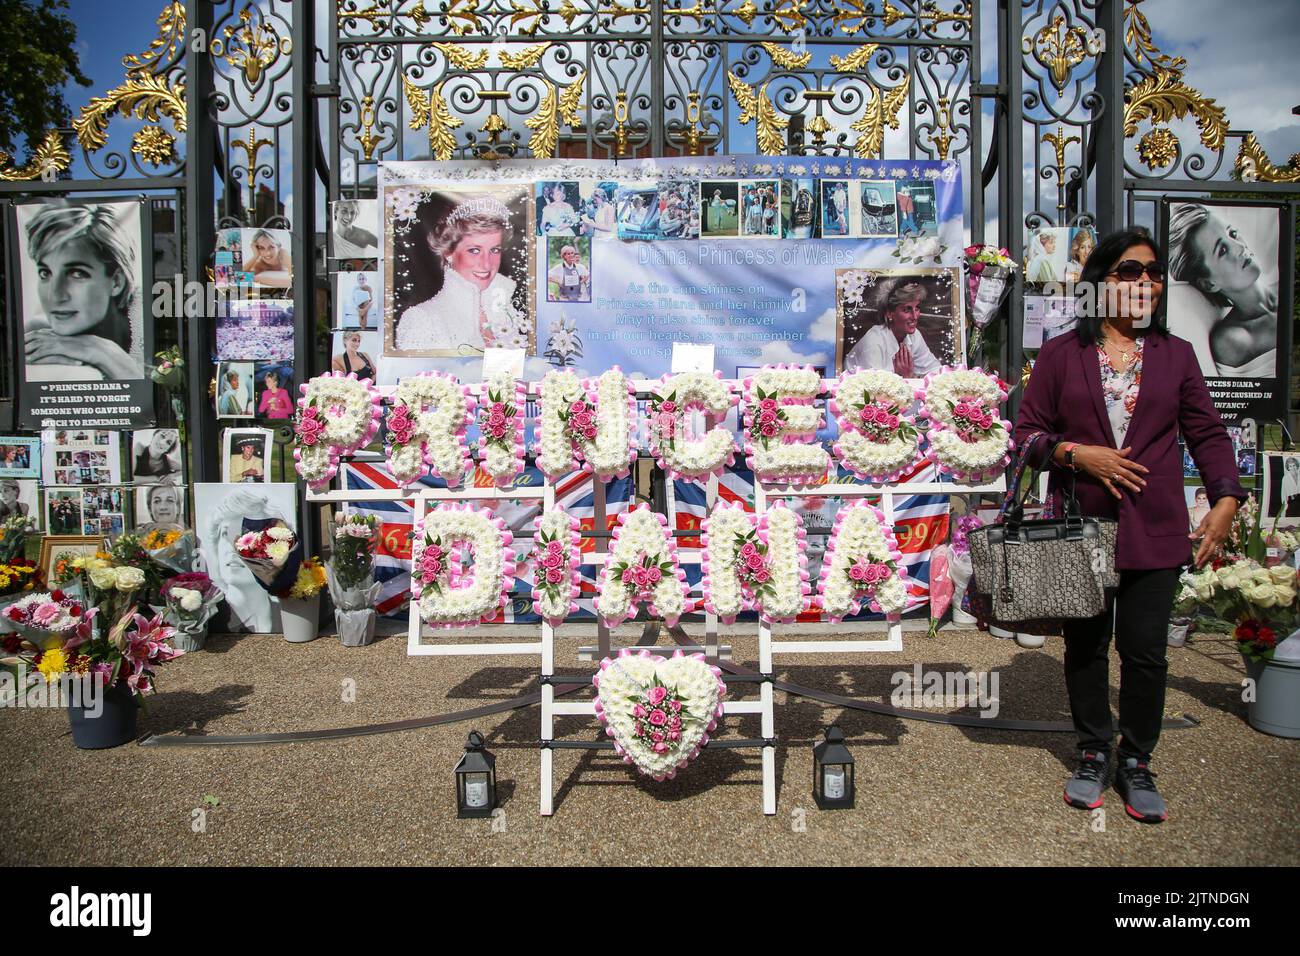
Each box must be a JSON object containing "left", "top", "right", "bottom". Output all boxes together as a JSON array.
[{"left": 308, "top": 378, "right": 1007, "bottom": 818}]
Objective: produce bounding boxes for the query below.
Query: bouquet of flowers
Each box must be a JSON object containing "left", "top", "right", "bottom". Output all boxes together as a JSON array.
[
  {"left": 52, "top": 552, "right": 147, "bottom": 635},
  {"left": 288, "top": 558, "right": 328, "bottom": 600},
  {"left": 140, "top": 526, "right": 198, "bottom": 575},
  {"left": 159, "top": 572, "right": 224, "bottom": 651},
  {"left": 2, "top": 590, "right": 86, "bottom": 650},
  {"left": 0, "top": 513, "right": 35, "bottom": 565},
  {"left": 328, "top": 515, "right": 383, "bottom": 641},
  {"left": 107, "top": 531, "right": 170, "bottom": 594},
  {"left": 1174, "top": 558, "right": 1299, "bottom": 662},
  {"left": 0, "top": 557, "right": 38, "bottom": 598},
  {"left": 962, "top": 244, "right": 1017, "bottom": 360},
  {"left": 235, "top": 520, "right": 303, "bottom": 597},
  {"left": 5, "top": 609, "right": 182, "bottom": 697}
]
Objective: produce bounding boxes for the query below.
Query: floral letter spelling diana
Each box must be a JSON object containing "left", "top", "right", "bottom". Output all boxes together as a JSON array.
[
  {"left": 385, "top": 372, "right": 476, "bottom": 487},
  {"left": 830, "top": 369, "right": 921, "bottom": 483},
  {"left": 595, "top": 504, "right": 689, "bottom": 628},
  {"left": 818, "top": 500, "right": 909, "bottom": 622},
  {"left": 410, "top": 504, "right": 516, "bottom": 628},
  {"left": 536, "top": 367, "right": 637, "bottom": 481},
  {"left": 293, "top": 372, "right": 384, "bottom": 490},
  {"left": 646, "top": 371, "right": 739, "bottom": 480},
  {"left": 742, "top": 365, "right": 831, "bottom": 483},
  {"left": 700, "top": 502, "right": 809, "bottom": 624}
]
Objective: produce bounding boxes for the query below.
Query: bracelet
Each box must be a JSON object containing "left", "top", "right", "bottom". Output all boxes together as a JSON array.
[{"left": 1062, "top": 442, "right": 1079, "bottom": 471}]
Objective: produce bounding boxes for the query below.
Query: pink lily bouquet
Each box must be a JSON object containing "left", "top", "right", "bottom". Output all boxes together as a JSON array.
[{"left": 630, "top": 678, "right": 693, "bottom": 758}]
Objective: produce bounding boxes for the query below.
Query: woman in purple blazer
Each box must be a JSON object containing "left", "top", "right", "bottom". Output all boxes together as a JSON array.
[{"left": 1013, "top": 226, "right": 1245, "bottom": 824}]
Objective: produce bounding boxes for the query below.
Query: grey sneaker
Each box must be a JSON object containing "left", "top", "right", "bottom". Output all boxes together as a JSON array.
[
  {"left": 1115, "top": 758, "right": 1168, "bottom": 823},
  {"left": 1063, "top": 750, "right": 1109, "bottom": 810}
]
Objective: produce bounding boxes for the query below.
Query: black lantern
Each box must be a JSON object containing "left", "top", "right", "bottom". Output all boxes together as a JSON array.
[
  {"left": 812, "top": 725, "right": 855, "bottom": 810},
  {"left": 454, "top": 730, "right": 497, "bottom": 818}
]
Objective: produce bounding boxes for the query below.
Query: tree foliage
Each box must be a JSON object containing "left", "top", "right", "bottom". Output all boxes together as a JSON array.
[{"left": 0, "top": 0, "right": 91, "bottom": 155}]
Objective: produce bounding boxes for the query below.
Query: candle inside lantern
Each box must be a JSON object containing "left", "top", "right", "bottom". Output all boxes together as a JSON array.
[
  {"left": 464, "top": 772, "right": 489, "bottom": 808},
  {"left": 823, "top": 765, "right": 845, "bottom": 800}
]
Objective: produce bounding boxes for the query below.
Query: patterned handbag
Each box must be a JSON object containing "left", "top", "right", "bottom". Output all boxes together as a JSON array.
[{"left": 966, "top": 433, "right": 1119, "bottom": 632}]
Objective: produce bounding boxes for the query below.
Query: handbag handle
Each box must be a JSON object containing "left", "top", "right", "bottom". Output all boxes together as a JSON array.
[{"left": 998, "top": 433, "right": 1082, "bottom": 530}]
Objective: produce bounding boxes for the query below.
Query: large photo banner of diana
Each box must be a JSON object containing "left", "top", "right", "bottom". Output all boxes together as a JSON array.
[
  {"left": 1162, "top": 198, "right": 1295, "bottom": 422},
  {"left": 9, "top": 197, "right": 155, "bottom": 430},
  {"left": 377, "top": 157, "right": 964, "bottom": 384}
]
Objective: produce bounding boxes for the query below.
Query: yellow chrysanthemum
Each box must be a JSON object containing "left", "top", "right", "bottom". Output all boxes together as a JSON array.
[{"left": 37, "top": 649, "right": 69, "bottom": 682}]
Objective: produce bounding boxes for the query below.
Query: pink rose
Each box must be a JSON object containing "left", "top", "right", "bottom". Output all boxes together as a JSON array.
[
  {"left": 668, "top": 731, "right": 681, "bottom": 742},
  {"left": 752, "top": 567, "right": 770, "bottom": 583},
  {"left": 660, "top": 400, "right": 677, "bottom": 413},
  {"left": 649, "top": 709, "right": 668, "bottom": 727},
  {"left": 652, "top": 742, "right": 669, "bottom": 754},
  {"left": 632, "top": 566, "right": 650, "bottom": 588},
  {"left": 745, "top": 552, "right": 765, "bottom": 571},
  {"left": 760, "top": 422, "right": 779, "bottom": 438},
  {"left": 545, "top": 567, "right": 565, "bottom": 584},
  {"left": 633, "top": 703, "right": 647, "bottom": 718},
  {"left": 849, "top": 564, "right": 866, "bottom": 582},
  {"left": 542, "top": 551, "right": 563, "bottom": 570},
  {"left": 646, "top": 566, "right": 662, "bottom": 583},
  {"left": 651, "top": 731, "right": 665, "bottom": 744},
  {"left": 634, "top": 721, "right": 644, "bottom": 736},
  {"left": 740, "top": 541, "right": 758, "bottom": 558},
  {"left": 657, "top": 412, "right": 676, "bottom": 432},
  {"left": 296, "top": 409, "right": 326, "bottom": 446},
  {"left": 759, "top": 398, "right": 777, "bottom": 412},
  {"left": 669, "top": 699, "right": 681, "bottom": 713},
  {"left": 648, "top": 686, "right": 667, "bottom": 706},
  {"left": 572, "top": 412, "right": 593, "bottom": 430},
  {"left": 489, "top": 421, "right": 509, "bottom": 439},
  {"left": 759, "top": 408, "right": 777, "bottom": 425},
  {"left": 954, "top": 402, "right": 971, "bottom": 417},
  {"left": 583, "top": 426, "right": 597, "bottom": 440},
  {"left": 569, "top": 401, "right": 587, "bottom": 416},
  {"left": 860, "top": 405, "right": 878, "bottom": 423},
  {"left": 885, "top": 414, "right": 899, "bottom": 429},
  {"left": 621, "top": 567, "right": 638, "bottom": 585},
  {"left": 670, "top": 716, "right": 681, "bottom": 730},
  {"left": 547, "top": 540, "right": 564, "bottom": 554}
]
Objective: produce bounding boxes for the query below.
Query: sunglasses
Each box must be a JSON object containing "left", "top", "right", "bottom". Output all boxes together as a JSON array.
[{"left": 1108, "top": 259, "right": 1167, "bottom": 283}]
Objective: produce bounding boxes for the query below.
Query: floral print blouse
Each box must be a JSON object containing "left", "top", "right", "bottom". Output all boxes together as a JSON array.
[{"left": 1097, "top": 339, "right": 1144, "bottom": 447}]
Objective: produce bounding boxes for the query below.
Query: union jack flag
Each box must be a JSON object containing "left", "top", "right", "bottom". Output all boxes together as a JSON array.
[{"left": 340, "top": 461, "right": 633, "bottom": 620}]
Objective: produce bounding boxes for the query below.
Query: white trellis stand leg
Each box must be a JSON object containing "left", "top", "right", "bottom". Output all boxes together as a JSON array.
[
  {"left": 754, "top": 479, "right": 777, "bottom": 814},
  {"left": 406, "top": 494, "right": 426, "bottom": 657},
  {"left": 594, "top": 478, "right": 610, "bottom": 660},
  {"left": 540, "top": 480, "right": 556, "bottom": 816},
  {"left": 705, "top": 472, "right": 719, "bottom": 662}
]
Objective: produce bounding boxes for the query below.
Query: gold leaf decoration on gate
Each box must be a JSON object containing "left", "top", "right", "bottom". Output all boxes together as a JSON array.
[
  {"left": 445, "top": 0, "right": 484, "bottom": 35},
  {"left": 498, "top": 42, "right": 550, "bottom": 70},
  {"left": 433, "top": 42, "right": 489, "bottom": 70},
  {"left": 1123, "top": 67, "right": 1226, "bottom": 154},
  {"left": 1234, "top": 133, "right": 1300, "bottom": 184},
  {"left": 829, "top": 42, "right": 879, "bottom": 73},
  {"left": 0, "top": 131, "right": 71, "bottom": 182},
  {"left": 1122, "top": 0, "right": 1185, "bottom": 70},
  {"left": 726, "top": 72, "right": 788, "bottom": 155},
  {"left": 525, "top": 82, "right": 559, "bottom": 157},
  {"left": 849, "top": 75, "right": 910, "bottom": 158},
  {"left": 404, "top": 75, "right": 463, "bottom": 161},
  {"left": 761, "top": 42, "right": 810, "bottom": 71},
  {"left": 72, "top": 2, "right": 187, "bottom": 153},
  {"left": 768, "top": 0, "right": 807, "bottom": 33},
  {"left": 559, "top": 72, "right": 586, "bottom": 128}
]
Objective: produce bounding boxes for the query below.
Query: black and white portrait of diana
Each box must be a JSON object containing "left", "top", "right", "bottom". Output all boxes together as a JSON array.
[{"left": 15, "top": 199, "right": 146, "bottom": 383}]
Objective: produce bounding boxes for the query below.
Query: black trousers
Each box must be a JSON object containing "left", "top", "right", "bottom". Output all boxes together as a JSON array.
[{"left": 1061, "top": 566, "right": 1183, "bottom": 761}]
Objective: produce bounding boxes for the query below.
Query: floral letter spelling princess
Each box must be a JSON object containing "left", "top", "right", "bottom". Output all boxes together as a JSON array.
[
  {"left": 742, "top": 365, "right": 831, "bottom": 483},
  {"left": 646, "top": 371, "right": 739, "bottom": 480},
  {"left": 536, "top": 367, "right": 637, "bottom": 481},
  {"left": 294, "top": 372, "right": 384, "bottom": 490},
  {"left": 700, "top": 501, "right": 809, "bottom": 624},
  {"left": 818, "top": 500, "right": 909, "bottom": 623},
  {"left": 385, "top": 372, "right": 476, "bottom": 487},
  {"left": 410, "top": 504, "right": 516, "bottom": 628}
]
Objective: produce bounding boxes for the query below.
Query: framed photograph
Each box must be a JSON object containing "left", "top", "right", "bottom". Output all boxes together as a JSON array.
[
  {"left": 130, "top": 428, "right": 182, "bottom": 484},
  {"left": 780, "top": 177, "right": 817, "bottom": 239},
  {"left": 336, "top": 271, "right": 380, "bottom": 330},
  {"left": 10, "top": 197, "right": 155, "bottom": 430},
  {"left": 331, "top": 330, "right": 380, "bottom": 382},
  {"left": 41, "top": 428, "right": 121, "bottom": 486},
  {"left": 134, "top": 480, "right": 185, "bottom": 528},
  {"left": 38, "top": 536, "right": 105, "bottom": 583},
  {"left": 858, "top": 180, "right": 898, "bottom": 237},
  {"left": 384, "top": 184, "right": 534, "bottom": 356},
  {"left": 80, "top": 486, "right": 126, "bottom": 537},
  {"left": 253, "top": 361, "right": 294, "bottom": 420},
  {"left": 614, "top": 183, "right": 660, "bottom": 241},
  {"left": 331, "top": 199, "right": 379, "bottom": 258},
  {"left": 836, "top": 267, "right": 964, "bottom": 376},
  {"left": 0, "top": 478, "right": 40, "bottom": 531},
  {"left": 215, "top": 361, "right": 255, "bottom": 419},
  {"left": 223, "top": 428, "right": 272, "bottom": 483},
  {"left": 240, "top": 228, "right": 293, "bottom": 289},
  {"left": 700, "top": 181, "right": 740, "bottom": 238},
  {"left": 1065, "top": 226, "right": 1097, "bottom": 283},
  {"left": 896, "top": 179, "right": 937, "bottom": 238},
  {"left": 45, "top": 488, "right": 84, "bottom": 535},
  {"left": 216, "top": 298, "right": 294, "bottom": 361},
  {"left": 820, "top": 180, "right": 853, "bottom": 238},
  {"left": 739, "top": 180, "right": 779, "bottom": 238},
  {"left": 1262, "top": 452, "right": 1300, "bottom": 528},
  {"left": 545, "top": 236, "right": 592, "bottom": 303},
  {"left": 535, "top": 181, "right": 582, "bottom": 237},
  {"left": 1162, "top": 199, "right": 1293, "bottom": 421},
  {"left": 194, "top": 482, "right": 298, "bottom": 633},
  {"left": 0, "top": 437, "right": 40, "bottom": 478}
]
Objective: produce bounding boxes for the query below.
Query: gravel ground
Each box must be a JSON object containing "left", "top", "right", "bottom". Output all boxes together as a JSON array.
[{"left": 1, "top": 625, "right": 1295, "bottom": 867}]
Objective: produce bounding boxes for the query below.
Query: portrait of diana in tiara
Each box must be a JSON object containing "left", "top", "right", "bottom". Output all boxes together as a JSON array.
[{"left": 392, "top": 191, "right": 535, "bottom": 354}]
